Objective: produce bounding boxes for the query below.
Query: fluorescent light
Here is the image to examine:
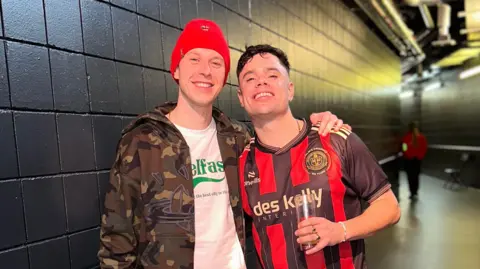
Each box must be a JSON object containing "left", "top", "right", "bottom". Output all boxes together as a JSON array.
[
  {"left": 424, "top": 81, "right": 442, "bottom": 92},
  {"left": 459, "top": 65, "right": 480, "bottom": 79},
  {"left": 399, "top": 91, "right": 414, "bottom": 99},
  {"left": 458, "top": 10, "right": 480, "bottom": 20}
]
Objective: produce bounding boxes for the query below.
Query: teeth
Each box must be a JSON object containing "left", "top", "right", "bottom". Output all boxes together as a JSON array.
[
  {"left": 195, "top": 82, "right": 213, "bottom": 88},
  {"left": 254, "top": 92, "right": 273, "bottom": 99}
]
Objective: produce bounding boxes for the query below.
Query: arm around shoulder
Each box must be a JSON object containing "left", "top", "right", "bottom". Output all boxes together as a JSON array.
[{"left": 98, "top": 133, "right": 142, "bottom": 269}]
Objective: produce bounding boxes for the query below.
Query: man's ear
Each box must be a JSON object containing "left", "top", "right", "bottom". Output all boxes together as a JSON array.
[
  {"left": 174, "top": 67, "right": 180, "bottom": 80},
  {"left": 288, "top": 81, "right": 295, "bottom": 102},
  {"left": 237, "top": 87, "right": 245, "bottom": 107}
]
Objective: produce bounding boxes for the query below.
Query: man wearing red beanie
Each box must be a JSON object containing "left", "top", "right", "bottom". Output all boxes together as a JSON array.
[{"left": 99, "top": 18, "right": 349, "bottom": 269}]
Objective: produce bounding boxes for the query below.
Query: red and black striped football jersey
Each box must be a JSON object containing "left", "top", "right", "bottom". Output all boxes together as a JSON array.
[{"left": 239, "top": 120, "right": 391, "bottom": 269}]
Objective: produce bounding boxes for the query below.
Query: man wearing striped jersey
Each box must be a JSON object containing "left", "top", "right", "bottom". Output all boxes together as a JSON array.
[{"left": 236, "top": 44, "right": 401, "bottom": 269}]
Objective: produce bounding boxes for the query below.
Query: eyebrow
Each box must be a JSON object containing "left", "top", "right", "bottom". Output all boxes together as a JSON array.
[
  {"left": 185, "top": 53, "right": 224, "bottom": 64},
  {"left": 242, "top": 70, "right": 254, "bottom": 80},
  {"left": 242, "top": 67, "right": 281, "bottom": 80},
  {"left": 266, "top": 67, "right": 281, "bottom": 73},
  {"left": 211, "top": 56, "right": 224, "bottom": 62},
  {"left": 186, "top": 52, "right": 200, "bottom": 57}
]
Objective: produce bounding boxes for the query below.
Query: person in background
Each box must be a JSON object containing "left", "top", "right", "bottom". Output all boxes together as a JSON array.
[
  {"left": 237, "top": 44, "right": 400, "bottom": 269},
  {"left": 98, "top": 19, "right": 350, "bottom": 269},
  {"left": 402, "top": 121, "right": 428, "bottom": 200}
]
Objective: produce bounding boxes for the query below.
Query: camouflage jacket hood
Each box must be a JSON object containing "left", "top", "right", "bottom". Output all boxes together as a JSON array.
[{"left": 99, "top": 101, "right": 251, "bottom": 269}]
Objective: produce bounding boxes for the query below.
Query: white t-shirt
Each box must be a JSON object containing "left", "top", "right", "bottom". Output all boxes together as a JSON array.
[{"left": 173, "top": 118, "right": 246, "bottom": 269}]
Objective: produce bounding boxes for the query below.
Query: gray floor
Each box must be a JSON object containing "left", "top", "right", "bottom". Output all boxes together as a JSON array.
[{"left": 365, "top": 173, "right": 480, "bottom": 269}]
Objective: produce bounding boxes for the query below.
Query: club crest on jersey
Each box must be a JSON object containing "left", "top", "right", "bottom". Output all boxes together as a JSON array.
[{"left": 304, "top": 148, "right": 330, "bottom": 175}]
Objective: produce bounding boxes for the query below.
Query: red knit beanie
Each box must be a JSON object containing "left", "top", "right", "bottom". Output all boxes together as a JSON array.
[{"left": 170, "top": 19, "right": 230, "bottom": 85}]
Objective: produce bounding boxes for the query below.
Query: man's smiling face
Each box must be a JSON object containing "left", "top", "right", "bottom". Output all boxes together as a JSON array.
[
  {"left": 174, "top": 48, "right": 226, "bottom": 107},
  {"left": 237, "top": 52, "right": 294, "bottom": 118}
]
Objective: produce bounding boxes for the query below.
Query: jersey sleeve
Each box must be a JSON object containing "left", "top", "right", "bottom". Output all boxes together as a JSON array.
[{"left": 330, "top": 130, "right": 391, "bottom": 203}]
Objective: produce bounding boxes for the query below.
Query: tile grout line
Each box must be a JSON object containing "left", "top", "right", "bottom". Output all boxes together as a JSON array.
[
  {"left": 0, "top": 169, "right": 110, "bottom": 182},
  {"left": 0, "top": 226, "right": 101, "bottom": 254}
]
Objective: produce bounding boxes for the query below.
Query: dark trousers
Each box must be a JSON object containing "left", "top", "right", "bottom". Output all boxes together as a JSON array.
[{"left": 404, "top": 158, "right": 421, "bottom": 196}]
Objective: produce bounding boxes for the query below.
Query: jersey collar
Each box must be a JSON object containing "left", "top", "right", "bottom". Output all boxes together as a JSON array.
[{"left": 255, "top": 118, "right": 310, "bottom": 155}]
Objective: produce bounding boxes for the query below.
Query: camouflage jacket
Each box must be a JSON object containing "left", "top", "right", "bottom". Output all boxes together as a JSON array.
[{"left": 98, "top": 102, "right": 252, "bottom": 269}]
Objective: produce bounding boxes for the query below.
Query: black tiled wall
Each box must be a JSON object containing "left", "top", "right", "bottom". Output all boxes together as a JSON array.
[{"left": 0, "top": 0, "right": 402, "bottom": 268}]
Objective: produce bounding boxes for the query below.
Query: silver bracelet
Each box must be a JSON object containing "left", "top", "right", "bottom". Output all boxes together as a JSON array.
[{"left": 339, "top": 222, "right": 347, "bottom": 242}]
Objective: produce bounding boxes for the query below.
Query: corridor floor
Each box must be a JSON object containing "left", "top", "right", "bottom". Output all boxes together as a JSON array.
[{"left": 365, "top": 173, "right": 480, "bottom": 269}]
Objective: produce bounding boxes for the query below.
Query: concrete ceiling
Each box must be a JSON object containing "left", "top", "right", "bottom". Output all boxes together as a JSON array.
[{"left": 341, "top": 0, "right": 478, "bottom": 77}]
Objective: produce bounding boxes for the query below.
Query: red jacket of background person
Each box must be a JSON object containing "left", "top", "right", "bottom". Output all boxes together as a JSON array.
[{"left": 402, "top": 132, "right": 428, "bottom": 160}]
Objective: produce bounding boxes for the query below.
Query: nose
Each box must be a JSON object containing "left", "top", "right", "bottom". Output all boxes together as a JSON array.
[
  {"left": 256, "top": 77, "right": 267, "bottom": 88},
  {"left": 198, "top": 60, "right": 211, "bottom": 77}
]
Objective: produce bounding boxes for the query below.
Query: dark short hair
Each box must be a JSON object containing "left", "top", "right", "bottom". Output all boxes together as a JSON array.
[
  {"left": 236, "top": 44, "right": 291, "bottom": 79},
  {"left": 408, "top": 121, "right": 418, "bottom": 131}
]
